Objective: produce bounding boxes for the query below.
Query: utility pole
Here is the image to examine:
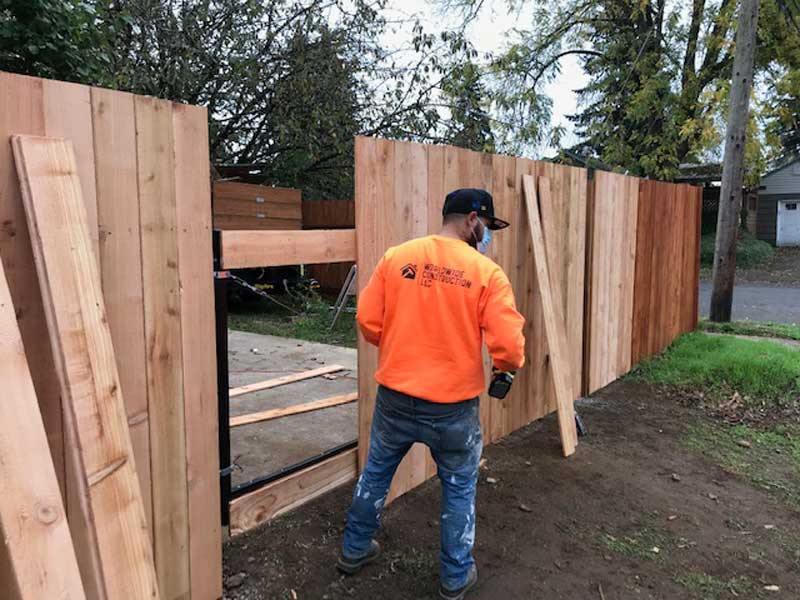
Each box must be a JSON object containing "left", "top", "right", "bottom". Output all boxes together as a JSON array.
[{"left": 709, "top": 0, "right": 759, "bottom": 322}]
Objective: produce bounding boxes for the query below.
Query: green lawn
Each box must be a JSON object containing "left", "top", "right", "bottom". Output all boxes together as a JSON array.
[
  {"left": 699, "top": 319, "right": 800, "bottom": 342},
  {"left": 632, "top": 332, "right": 800, "bottom": 411},
  {"left": 229, "top": 297, "right": 358, "bottom": 348}
]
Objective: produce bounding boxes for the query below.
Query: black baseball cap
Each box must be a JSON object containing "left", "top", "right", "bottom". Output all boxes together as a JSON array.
[{"left": 442, "top": 188, "right": 510, "bottom": 230}]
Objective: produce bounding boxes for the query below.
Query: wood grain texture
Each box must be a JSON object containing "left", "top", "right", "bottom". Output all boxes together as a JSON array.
[
  {"left": 230, "top": 365, "right": 346, "bottom": 398},
  {"left": 12, "top": 134, "right": 160, "bottom": 600},
  {"left": 230, "top": 448, "right": 358, "bottom": 536},
  {"left": 522, "top": 174, "right": 578, "bottom": 457},
  {"left": 135, "top": 96, "right": 189, "bottom": 600},
  {"left": 230, "top": 392, "right": 358, "bottom": 427},
  {"left": 0, "top": 72, "right": 64, "bottom": 501},
  {"left": 213, "top": 214, "right": 302, "bottom": 231},
  {"left": 221, "top": 229, "right": 356, "bottom": 269},
  {"left": 91, "top": 87, "right": 152, "bottom": 534},
  {"left": 0, "top": 263, "right": 86, "bottom": 600},
  {"left": 586, "top": 171, "right": 639, "bottom": 393},
  {"left": 173, "top": 103, "right": 222, "bottom": 600},
  {"left": 630, "top": 180, "right": 702, "bottom": 364}
]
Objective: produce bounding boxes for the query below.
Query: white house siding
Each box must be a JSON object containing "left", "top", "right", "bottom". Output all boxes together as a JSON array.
[{"left": 761, "top": 160, "right": 800, "bottom": 195}]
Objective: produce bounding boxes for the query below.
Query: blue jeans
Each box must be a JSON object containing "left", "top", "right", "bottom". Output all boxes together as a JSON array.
[{"left": 342, "top": 385, "right": 483, "bottom": 590}]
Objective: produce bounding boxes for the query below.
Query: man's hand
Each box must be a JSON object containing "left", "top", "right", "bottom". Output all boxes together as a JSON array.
[{"left": 488, "top": 367, "right": 515, "bottom": 399}]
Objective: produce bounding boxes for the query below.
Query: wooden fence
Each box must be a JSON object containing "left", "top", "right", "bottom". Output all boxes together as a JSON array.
[
  {"left": 355, "top": 136, "right": 701, "bottom": 502},
  {"left": 302, "top": 199, "right": 355, "bottom": 291},
  {"left": 0, "top": 71, "right": 220, "bottom": 600},
  {"left": 213, "top": 181, "right": 302, "bottom": 230}
]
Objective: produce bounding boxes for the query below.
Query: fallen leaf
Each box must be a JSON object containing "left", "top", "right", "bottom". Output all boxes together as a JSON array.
[
  {"left": 764, "top": 585, "right": 780, "bottom": 592},
  {"left": 671, "top": 473, "right": 681, "bottom": 482},
  {"left": 519, "top": 503, "right": 532, "bottom": 513},
  {"left": 486, "top": 477, "right": 498, "bottom": 484},
  {"left": 736, "top": 439, "right": 752, "bottom": 448},
  {"left": 668, "top": 515, "right": 678, "bottom": 521},
  {"left": 650, "top": 546, "right": 660, "bottom": 554}
]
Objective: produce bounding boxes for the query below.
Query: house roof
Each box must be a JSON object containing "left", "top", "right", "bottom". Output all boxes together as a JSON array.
[{"left": 761, "top": 155, "right": 800, "bottom": 181}]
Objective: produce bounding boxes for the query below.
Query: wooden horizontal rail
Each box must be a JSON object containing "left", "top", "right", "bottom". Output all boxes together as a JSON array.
[
  {"left": 220, "top": 229, "right": 356, "bottom": 269},
  {"left": 230, "top": 392, "right": 358, "bottom": 427},
  {"left": 229, "top": 365, "right": 345, "bottom": 398},
  {"left": 230, "top": 447, "right": 358, "bottom": 535}
]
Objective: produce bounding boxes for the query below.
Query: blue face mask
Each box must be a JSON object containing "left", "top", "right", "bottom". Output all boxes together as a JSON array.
[{"left": 473, "top": 220, "right": 492, "bottom": 254}]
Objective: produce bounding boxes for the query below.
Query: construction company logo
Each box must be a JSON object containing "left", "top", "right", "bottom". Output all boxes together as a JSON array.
[
  {"left": 401, "top": 263, "right": 417, "bottom": 280},
  {"left": 420, "top": 263, "right": 473, "bottom": 289}
]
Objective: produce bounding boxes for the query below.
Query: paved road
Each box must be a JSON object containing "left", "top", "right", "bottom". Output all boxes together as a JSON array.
[{"left": 698, "top": 282, "right": 800, "bottom": 324}]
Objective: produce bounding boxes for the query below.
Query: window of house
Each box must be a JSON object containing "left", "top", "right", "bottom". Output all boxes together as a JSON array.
[{"left": 786, "top": 203, "right": 797, "bottom": 210}]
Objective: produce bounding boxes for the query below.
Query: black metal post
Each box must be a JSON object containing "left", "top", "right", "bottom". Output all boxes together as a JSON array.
[{"left": 214, "top": 230, "right": 232, "bottom": 526}]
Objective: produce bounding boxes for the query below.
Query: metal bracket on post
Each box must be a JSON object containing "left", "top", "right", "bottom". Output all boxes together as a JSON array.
[
  {"left": 575, "top": 411, "right": 588, "bottom": 437},
  {"left": 213, "top": 229, "right": 232, "bottom": 527}
]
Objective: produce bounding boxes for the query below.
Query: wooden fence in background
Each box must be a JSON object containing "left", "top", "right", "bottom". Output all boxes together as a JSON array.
[
  {"left": 355, "top": 136, "right": 701, "bottom": 503},
  {"left": 213, "top": 181, "right": 302, "bottom": 230},
  {"left": 0, "top": 71, "right": 220, "bottom": 600},
  {"left": 302, "top": 199, "right": 356, "bottom": 291}
]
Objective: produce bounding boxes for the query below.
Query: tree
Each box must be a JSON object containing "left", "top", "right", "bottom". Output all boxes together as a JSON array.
[
  {"left": 450, "top": 0, "right": 798, "bottom": 177},
  {"left": 710, "top": 0, "right": 759, "bottom": 322}
]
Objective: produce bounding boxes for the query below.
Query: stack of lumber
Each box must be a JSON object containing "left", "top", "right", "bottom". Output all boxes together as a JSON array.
[
  {"left": 0, "top": 70, "right": 220, "bottom": 600},
  {"left": 213, "top": 181, "right": 302, "bottom": 230}
]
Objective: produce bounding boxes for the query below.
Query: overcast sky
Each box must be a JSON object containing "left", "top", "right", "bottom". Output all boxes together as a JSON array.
[{"left": 382, "top": 0, "right": 589, "bottom": 154}]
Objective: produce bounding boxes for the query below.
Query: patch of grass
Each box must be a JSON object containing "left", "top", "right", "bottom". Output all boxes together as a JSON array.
[
  {"left": 699, "top": 319, "right": 800, "bottom": 342},
  {"left": 596, "top": 522, "right": 671, "bottom": 561},
  {"left": 675, "top": 571, "right": 762, "bottom": 599},
  {"left": 229, "top": 297, "right": 358, "bottom": 348},
  {"left": 700, "top": 230, "right": 774, "bottom": 268},
  {"left": 632, "top": 332, "right": 800, "bottom": 410},
  {"left": 684, "top": 421, "right": 800, "bottom": 511}
]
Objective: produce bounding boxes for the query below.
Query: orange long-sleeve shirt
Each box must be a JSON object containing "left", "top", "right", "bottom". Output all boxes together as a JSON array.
[{"left": 357, "top": 234, "right": 526, "bottom": 403}]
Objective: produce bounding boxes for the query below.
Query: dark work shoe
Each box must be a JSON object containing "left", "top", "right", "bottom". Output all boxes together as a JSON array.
[
  {"left": 439, "top": 565, "right": 478, "bottom": 600},
  {"left": 336, "top": 540, "right": 381, "bottom": 575}
]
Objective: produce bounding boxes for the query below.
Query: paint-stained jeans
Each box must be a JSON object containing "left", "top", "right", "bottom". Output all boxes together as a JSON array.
[{"left": 342, "top": 385, "right": 483, "bottom": 591}]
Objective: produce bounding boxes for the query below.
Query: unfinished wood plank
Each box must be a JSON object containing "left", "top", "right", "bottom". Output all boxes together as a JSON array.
[
  {"left": 12, "top": 134, "right": 160, "bottom": 600},
  {"left": 221, "top": 229, "right": 356, "bottom": 269},
  {"left": 230, "top": 364, "right": 346, "bottom": 398},
  {"left": 135, "top": 95, "right": 189, "bottom": 600},
  {"left": 213, "top": 214, "right": 302, "bottom": 231},
  {"left": 230, "top": 448, "right": 358, "bottom": 536},
  {"left": 214, "top": 197, "right": 302, "bottom": 220},
  {"left": 522, "top": 174, "right": 577, "bottom": 457},
  {"left": 90, "top": 87, "right": 153, "bottom": 535},
  {"left": 0, "top": 263, "right": 86, "bottom": 600},
  {"left": 0, "top": 72, "right": 65, "bottom": 501},
  {"left": 214, "top": 181, "right": 301, "bottom": 205},
  {"left": 231, "top": 392, "right": 358, "bottom": 427},
  {"left": 173, "top": 102, "right": 222, "bottom": 600}
]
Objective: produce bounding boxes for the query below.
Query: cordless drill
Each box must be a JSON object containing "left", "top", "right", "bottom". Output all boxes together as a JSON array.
[{"left": 488, "top": 367, "right": 515, "bottom": 399}]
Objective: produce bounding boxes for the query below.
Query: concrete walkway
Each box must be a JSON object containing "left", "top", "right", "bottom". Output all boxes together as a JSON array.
[
  {"left": 698, "top": 282, "right": 800, "bottom": 324},
  {"left": 228, "top": 331, "right": 357, "bottom": 487}
]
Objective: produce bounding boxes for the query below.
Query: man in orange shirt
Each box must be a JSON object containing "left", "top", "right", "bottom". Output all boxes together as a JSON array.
[{"left": 337, "top": 188, "right": 525, "bottom": 600}]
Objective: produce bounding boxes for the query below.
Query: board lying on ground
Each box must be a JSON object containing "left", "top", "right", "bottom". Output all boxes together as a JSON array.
[
  {"left": 0, "top": 262, "right": 86, "bottom": 600},
  {"left": 230, "top": 392, "right": 358, "bottom": 427},
  {"left": 12, "top": 134, "right": 160, "bottom": 600},
  {"left": 229, "top": 365, "right": 346, "bottom": 398}
]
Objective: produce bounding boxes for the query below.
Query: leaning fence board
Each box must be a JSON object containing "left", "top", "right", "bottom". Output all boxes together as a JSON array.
[
  {"left": 221, "top": 229, "right": 356, "bottom": 269},
  {"left": 174, "top": 103, "right": 223, "bottom": 600},
  {"left": 231, "top": 392, "right": 358, "bottom": 427},
  {"left": 230, "top": 448, "right": 358, "bottom": 535},
  {"left": 0, "top": 263, "right": 86, "bottom": 600},
  {"left": 522, "top": 174, "right": 578, "bottom": 457},
  {"left": 135, "top": 96, "right": 190, "bottom": 600},
  {"left": 230, "top": 364, "right": 346, "bottom": 398},
  {"left": 12, "top": 134, "right": 160, "bottom": 600}
]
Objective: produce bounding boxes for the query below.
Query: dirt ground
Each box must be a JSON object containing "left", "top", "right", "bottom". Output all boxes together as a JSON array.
[
  {"left": 228, "top": 331, "right": 357, "bottom": 486},
  {"left": 223, "top": 379, "right": 800, "bottom": 599},
  {"left": 700, "top": 247, "right": 800, "bottom": 287}
]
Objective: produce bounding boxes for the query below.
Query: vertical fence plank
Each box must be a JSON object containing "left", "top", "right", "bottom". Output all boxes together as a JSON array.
[
  {"left": 91, "top": 87, "right": 153, "bottom": 535},
  {"left": 173, "top": 103, "right": 222, "bottom": 600},
  {"left": 135, "top": 96, "right": 190, "bottom": 600}
]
